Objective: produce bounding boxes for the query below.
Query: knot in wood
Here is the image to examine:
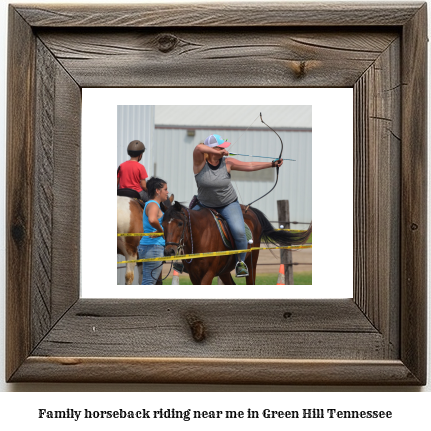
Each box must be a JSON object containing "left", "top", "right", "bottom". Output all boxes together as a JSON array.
[
  {"left": 11, "top": 222, "right": 26, "bottom": 246},
  {"left": 411, "top": 223, "right": 419, "bottom": 231},
  {"left": 186, "top": 314, "right": 206, "bottom": 342},
  {"left": 157, "top": 34, "right": 178, "bottom": 53},
  {"left": 292, "top": 61, "right": 307, "bottom": 79}
]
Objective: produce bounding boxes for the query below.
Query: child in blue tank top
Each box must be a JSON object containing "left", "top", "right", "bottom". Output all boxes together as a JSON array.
[{"left": 137, "top": 177, "right": 169, "bottom": 285}]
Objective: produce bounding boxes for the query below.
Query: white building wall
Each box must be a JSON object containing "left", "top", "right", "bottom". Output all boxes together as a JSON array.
[
  {"left": 156, "top": 105, "right": 311, "bottom": 129},
  {"left": 117, "top": 105, "right": 155, "bottom": 171}
]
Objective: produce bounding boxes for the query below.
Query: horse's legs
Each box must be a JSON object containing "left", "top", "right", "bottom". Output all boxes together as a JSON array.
[
  {"left": 118, "top": 236, "right": 140, "bottom": 285},
  {"left": 245, "top": 250, "right": 259, "bottom": 285},
  {"left": 219, "top": 272, "right": 236, "bottom": 285},
  {"left": 189, "top": 268, "right": 216, "bottom": 285},
  {"left": 200, "top": 271, "right": 217, "bottom": 285},
  {"left": 125, "top": 260, "right": 136, "bottom": 285},
  {"left": 189, "top": 273, "right": 202, "bottom": 285}
]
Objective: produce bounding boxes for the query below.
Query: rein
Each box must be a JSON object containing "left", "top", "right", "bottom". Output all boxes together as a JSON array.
[
  {"left": 151, "top": 208, "right": 194, "bottom": 283},
  {"left": 165, "top": 208, "right": 194, "bottom": 263},
  {"left": 151, "top": 261, "right": 173, "bottom": 282}
]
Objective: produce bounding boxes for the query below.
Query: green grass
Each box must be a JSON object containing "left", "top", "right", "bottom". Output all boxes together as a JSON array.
[
  {"left": 293, "top": 271, "right": 312, "bottom": 285},
  {"left": 163, "top": 271, "right": 312, "bottom": 285}
]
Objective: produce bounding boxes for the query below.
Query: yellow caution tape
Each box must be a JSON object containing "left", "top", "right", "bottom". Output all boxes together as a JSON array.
[
  {"left": 118, "top": 229, "right": 305, "bottom": 237},
  {"left": 117, "top": 232, "right": 164, "bottom": 237},
  {"left": 117, "top": 244, "right": 312, "bottom": 264},
  {"left": 275, "top": 229, "right": 307, "bottom": 232}
]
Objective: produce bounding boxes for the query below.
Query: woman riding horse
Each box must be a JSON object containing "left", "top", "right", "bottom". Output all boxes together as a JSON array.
[{"left": 191, "top": 134, "right": 283, "bottom": 277}]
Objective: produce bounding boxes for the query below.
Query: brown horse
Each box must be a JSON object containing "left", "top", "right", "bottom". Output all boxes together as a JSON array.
[
  {"left": 162, "top": 201, "right": 311, "bottom": 285},
  {"left": 117, "top": 194, "right": 174, "bottom": 285}
]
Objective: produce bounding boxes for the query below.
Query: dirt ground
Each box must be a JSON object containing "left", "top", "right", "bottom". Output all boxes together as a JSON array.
[
  {"left": 162, "top": 248, "right": 312, "bottom": 278},
  {"left": 249, "top": 247, "right": 312, "bottom": 274},
  {"left": 118, "top": 248, "right": 311, "bottom": 284}
]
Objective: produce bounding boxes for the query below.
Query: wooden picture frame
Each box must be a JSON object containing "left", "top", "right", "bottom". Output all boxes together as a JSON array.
[{"left": 6, "top": 2, "right": 427, "bottom": 385}]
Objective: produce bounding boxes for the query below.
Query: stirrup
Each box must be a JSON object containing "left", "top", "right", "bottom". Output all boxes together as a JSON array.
[{"left": 235, "top": 261, "right": 249, "bottom": 278}]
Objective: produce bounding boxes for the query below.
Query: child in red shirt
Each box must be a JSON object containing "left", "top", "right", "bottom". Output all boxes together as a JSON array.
[{"left": 117, "top": 140, "right": 149, "bottom": 201}]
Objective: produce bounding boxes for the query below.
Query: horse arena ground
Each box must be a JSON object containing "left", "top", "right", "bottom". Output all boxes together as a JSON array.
[{"left": 160, "top": 247, "right": 312, "bottom": 281}]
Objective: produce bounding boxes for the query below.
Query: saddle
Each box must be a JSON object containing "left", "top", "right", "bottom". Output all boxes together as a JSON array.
[
  {"left": 117, "top": 188, "right": 146, "bottom": 210},
  {"left": 208, "top": 210, "right": 253, "bottom": 249},
  {"left": 189, "top": 196, "right": 253, "bottom": 249},
  {"left": 207, "top": 209, "right": 236, "bottom": 249}
]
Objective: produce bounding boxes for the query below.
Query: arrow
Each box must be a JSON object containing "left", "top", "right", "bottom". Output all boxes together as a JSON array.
[{"left": 228, "top": 152, "right": 295, "bottom": 161}]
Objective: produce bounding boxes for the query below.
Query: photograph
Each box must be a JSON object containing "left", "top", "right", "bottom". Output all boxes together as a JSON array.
[{"left": 116, "top": 105, "right": 312, "bottom": 286}]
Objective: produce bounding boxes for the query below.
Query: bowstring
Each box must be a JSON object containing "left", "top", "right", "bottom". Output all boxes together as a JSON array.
[
  {"left": 244, "top": 112, "right": 283, "bottom": 211},
  {"left": 228, "top": 113, "right": 261, "bottom": 153},
  {"left": 227, "top": 113, "right": 261, "bottom": 205}
]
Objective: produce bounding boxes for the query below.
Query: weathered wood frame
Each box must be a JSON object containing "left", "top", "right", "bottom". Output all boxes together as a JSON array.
[{"left": 6, "top": 2, "right": 427, "bottom": 385}]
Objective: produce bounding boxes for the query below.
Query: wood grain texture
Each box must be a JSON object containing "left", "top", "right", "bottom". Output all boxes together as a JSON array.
[
  {"left": 31, "top": 37, "right": 81, "bottom": 351},
  {"left": 36, "top": 29, "right": 398, "bottom": 88},
  {"left": 33, "top": 38, "right": 81, "bottom": 339},
  {"left": 353, "top": 38, "right": 401, "bottom": 358},
  {"left": 7, "top": 6, "right": 81, "bottom": 382},
  {"left": 32, "top": 39, "right": 56, "bottom": 347},
  {"left": 400, "top": 3, "right": 428, "bottom": 385},
  {"left": 50, "top": 49, "right": 81, "bottom": 325},
  {"left": 15, "top": 2, "right": 424, "bottom": 27},
  {"left": 12, "top": 358, "right": 420, "bottom": 385},
  {"left": 32, "top": 299, "right": 382, "bottom": 359},
  {"left": 6, "top": 2, "right": 427, "bottom": 385},
  {"left": 6, "top": 7, "right": 36, "bottom": 381}
]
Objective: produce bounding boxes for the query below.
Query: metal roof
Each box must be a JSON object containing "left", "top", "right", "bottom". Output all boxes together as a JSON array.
[{"left": 155, "top": 105, "right": 311, "bottom": 129}]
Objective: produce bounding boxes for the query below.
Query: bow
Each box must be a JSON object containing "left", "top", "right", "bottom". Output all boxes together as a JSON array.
[{"left": 245, "top": 112, "right": 283, "bottom": 212}]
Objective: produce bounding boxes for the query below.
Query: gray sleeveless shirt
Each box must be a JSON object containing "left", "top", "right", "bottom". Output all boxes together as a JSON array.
[{"left": 195, "top": 158, "right": 238, "bottom": 207}]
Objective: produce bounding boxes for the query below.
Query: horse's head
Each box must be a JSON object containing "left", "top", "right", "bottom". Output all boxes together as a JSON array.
[{"left": 162, "top": 201, "right": 187, "bottom": 257}]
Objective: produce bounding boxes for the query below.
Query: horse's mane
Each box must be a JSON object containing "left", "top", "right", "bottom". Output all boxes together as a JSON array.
[{"left": 162, "top": 201, "right": 185, "bottom": 222}]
